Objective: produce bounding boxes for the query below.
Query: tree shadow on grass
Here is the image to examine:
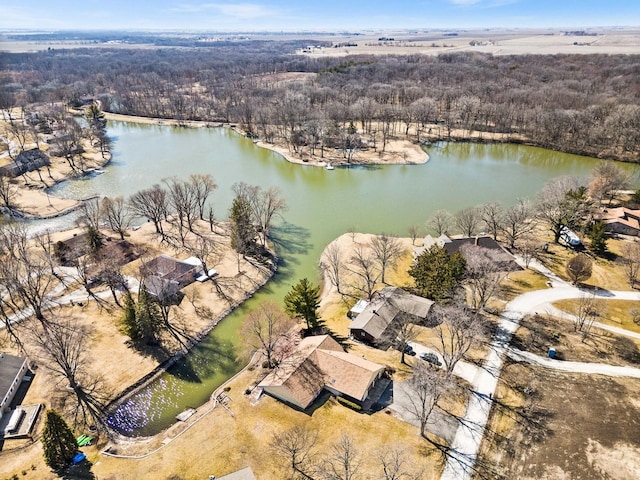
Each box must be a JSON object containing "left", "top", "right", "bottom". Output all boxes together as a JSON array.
[{"left": 60, "top": 458, "right": 95, "bottom": 479}]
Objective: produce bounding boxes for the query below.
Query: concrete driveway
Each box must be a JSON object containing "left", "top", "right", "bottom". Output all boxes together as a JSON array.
[{"left": 388, "top": 378, "right": 459, "bottom": 444}]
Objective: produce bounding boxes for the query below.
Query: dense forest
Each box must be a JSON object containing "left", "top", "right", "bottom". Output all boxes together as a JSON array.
[{"left": 1, "top": 43, "right": 639, "bottom": 161}]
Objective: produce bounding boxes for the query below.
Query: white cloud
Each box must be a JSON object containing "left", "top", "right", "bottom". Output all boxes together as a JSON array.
[{"left": 448, "top": 0, "right": 483, "bottom": 5}]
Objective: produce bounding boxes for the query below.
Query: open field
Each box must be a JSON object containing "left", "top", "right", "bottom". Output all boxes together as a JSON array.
[
  {"left": 3, "top": 28, "right": 640, "bottom": 56},
  {"left": 478, "top": 362, "right": 640, "bottom": 480},
  {"left": 298, "top": 27, "right": 640, "bottom": 57}
]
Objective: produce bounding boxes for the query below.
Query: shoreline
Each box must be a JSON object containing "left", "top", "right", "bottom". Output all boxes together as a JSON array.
[
  {"left": 102, "top": 111, "right": 640, "bottom": 165},
  {"left": 104, "top": 253, "right": 278, "bottom": 441},
  {"left": 102, "top": 112, "right": 430, "bottom": 167}
]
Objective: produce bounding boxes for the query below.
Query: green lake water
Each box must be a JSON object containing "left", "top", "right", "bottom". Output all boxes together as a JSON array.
[{"left": 47, "top": 121, "right": 639, "bottom": 436}]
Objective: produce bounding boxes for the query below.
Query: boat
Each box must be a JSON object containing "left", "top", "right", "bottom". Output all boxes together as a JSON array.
[
  {"left": 93, "top": 169, "right": 105, "bottom": 175},
  {"left": 325, "top": 163, "right": 335, "bottom": 170}
]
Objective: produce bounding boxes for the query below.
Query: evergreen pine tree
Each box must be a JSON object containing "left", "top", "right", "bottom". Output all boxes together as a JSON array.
[
  {"left": 409, "top": 245, "right": 466, "bottom": 301},
  {"left": 120, "top": 291, "right": 139, "bottom": 339},
  {"left": 86, "top": 225, "right": 103, "bottom": 254},
  {"left": 42, "top": 410, "right": 79, "bottom": 471},
  {"left": 589, "top": 220, "right": 608, "bottom": 256},
  {"left": 229, "top": 195, "right": 256, "bottom": 257},
  {"left": 284, "top": 278, "right": 322, "bottom": 331},
  {"left": 135, "top": 286, "right": 162, "bottom": 344}
]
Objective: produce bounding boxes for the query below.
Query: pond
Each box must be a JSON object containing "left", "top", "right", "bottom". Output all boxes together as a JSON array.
[{"left": 46, "top": 121, "right": 639, "bottom": 436}]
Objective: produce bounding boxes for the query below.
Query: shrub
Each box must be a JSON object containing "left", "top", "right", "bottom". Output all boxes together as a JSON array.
[{"left": 337, "top": 396, "right": 362, "bottom": 411}]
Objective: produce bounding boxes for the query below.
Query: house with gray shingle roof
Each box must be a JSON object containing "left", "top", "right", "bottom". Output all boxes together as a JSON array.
[
  {"left": 349, "top": 287, "right": 433, "bottom": 344},
  {"left": 0, "top": 149, "right": 50, "bottom": 178},
  {"left": 0, "top": 353, "right": 28, "bottom": 420}
]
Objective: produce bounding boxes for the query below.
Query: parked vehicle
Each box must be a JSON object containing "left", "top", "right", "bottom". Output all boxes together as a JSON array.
[
  {"left": 559, "top": 226, "right": 582, "bottom": 247},
  {"left": 403, "top": 345, "right": 416, "bottom": 356},
  {"left": 419, "top": 352, "right": 442, "bottom": 366}
]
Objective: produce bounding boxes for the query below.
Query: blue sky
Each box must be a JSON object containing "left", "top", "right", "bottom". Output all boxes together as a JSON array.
[{"left": 1, "top": 0, "right": 638, "bottom": 31}]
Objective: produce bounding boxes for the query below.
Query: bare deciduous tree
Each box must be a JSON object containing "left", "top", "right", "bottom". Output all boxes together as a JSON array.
[
  {"left": 77, "top": 197, "right": 101, "bottom": 232},
  {"left": 481, "top": 202, "right": 504, "bottom": 242},
  {"left": 241, "top": 301, "right": 295, "bottom": 368},
  {"left": 128, "top": 184, "right": 169, "bottom": 236},
  {"left": 454, "top": 206, "right": 482, "bottom": 237},
  {"left": 501, "top": 199, "right": 537, "bottom": 249},
  {"left": 621, "top": 242, "right": 640, "bottom": 287},
  {"left": 320, "top": 240, "right": 345, "bottom": 295},
  {"left": 320, "top": 434, "right": 363, "bottom": 480},
  {"left": 0, "top": 174, "right": 18, "bottom": 215},
  {"left": 0, "top": 223, "right": 57, "bottom": 323},
  {"left": 371, "top": 234, "right": 404, "bottom": 284},
  {"left": 376, "top": 446, "right": 424, "bottom": 480},
  {"left": 571, "top": 289, "right": 602, "bottom": 337},
  {"left": 165, "top": 177, "right": 199, "bottom": 243},
  {"left": 427, "top": 209, "right": 452, "bottom": 236},
  {"left": 389, "top": 312, "right": 420, "bottom": 365},
  {"left": 346, "top": 245, "right": 381, "bottom": 300},
  {"left": 30, "top": 317, "right": 110, "bottom": 429},
  {"left": 188, "top": 173, "right": 217, "bottom": 220},
  {"left": 403, "top": 361, "right": 454, "bottom": 438},
  {"left": 408, "top": 224, "right": 421, "bottom": 246},
  {"left": 536, "top": 176, "right": 590, "bottom": 243},
  {"left": 432, "top": 304, "right": 484, "bottom": 375},
  {"left": 565, "top": 254, "right": 593, "bottom": 285},
  {"left": 101, "top": 196, "right": 132, "bottom": 240},
  {"left": 516, "top": 235, "right": 540, "bottom": 269},
  {"left": 588, "top": 161, "right": 631, "bottom": 205},
  {"left": 461, "top": 245, "right": 505, "bottom": 312},
  {"left": 253, "top": 186, "right": 288, "bottom": 246},
  {"left": 270, "top": 425, "right": 318, "bottom": 480}
]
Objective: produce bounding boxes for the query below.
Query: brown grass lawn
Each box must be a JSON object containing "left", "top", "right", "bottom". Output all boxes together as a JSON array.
[
  {"left": 477, "top": 362, "right": 640, "bottom": 480},
  {"left": 498, "top": 268, "right": 550, "bottom": 302},
  {"left": 0, "top": 367, "right": 445, "bottom": 480},
  {"left": 512, "top": 312, "right": 640, "bottom": 366},
  {"left": 0, "top": 371, "right": 442, "bottom": 480},
  {"left": 554, "top": 298, "right": 640, "bottom": 335},
  {"left": 94, "top": 367, "right": 444, "bottom": 480},
  {"left": 535, "top": 233, "right": 634, "bottom": 291}
]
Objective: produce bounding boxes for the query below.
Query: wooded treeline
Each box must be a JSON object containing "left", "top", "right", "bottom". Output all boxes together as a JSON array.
[{"left": 2, "top": 45, "right": 639, "bottom": 161}]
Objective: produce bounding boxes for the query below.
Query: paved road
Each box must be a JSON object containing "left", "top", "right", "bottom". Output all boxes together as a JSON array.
[
  {"left": 388, "top": 379, "right": 459, "bottom": 444},
  {"left": 440, "top": 265, "right": 640, "bottom": 480},
  {"left": 507, "top": 347, "right": 640, "bottom": 378},
  {"left": 408, "top": 342, "right": 480, "bottom": 385},
  {"left": 541, "top": 303, "right": 640, "bottom": 341}
]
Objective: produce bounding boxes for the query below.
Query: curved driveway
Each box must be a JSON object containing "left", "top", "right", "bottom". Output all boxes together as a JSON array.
[{"left": 441, "top": 277, "right": 640, "bottom": 480}]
